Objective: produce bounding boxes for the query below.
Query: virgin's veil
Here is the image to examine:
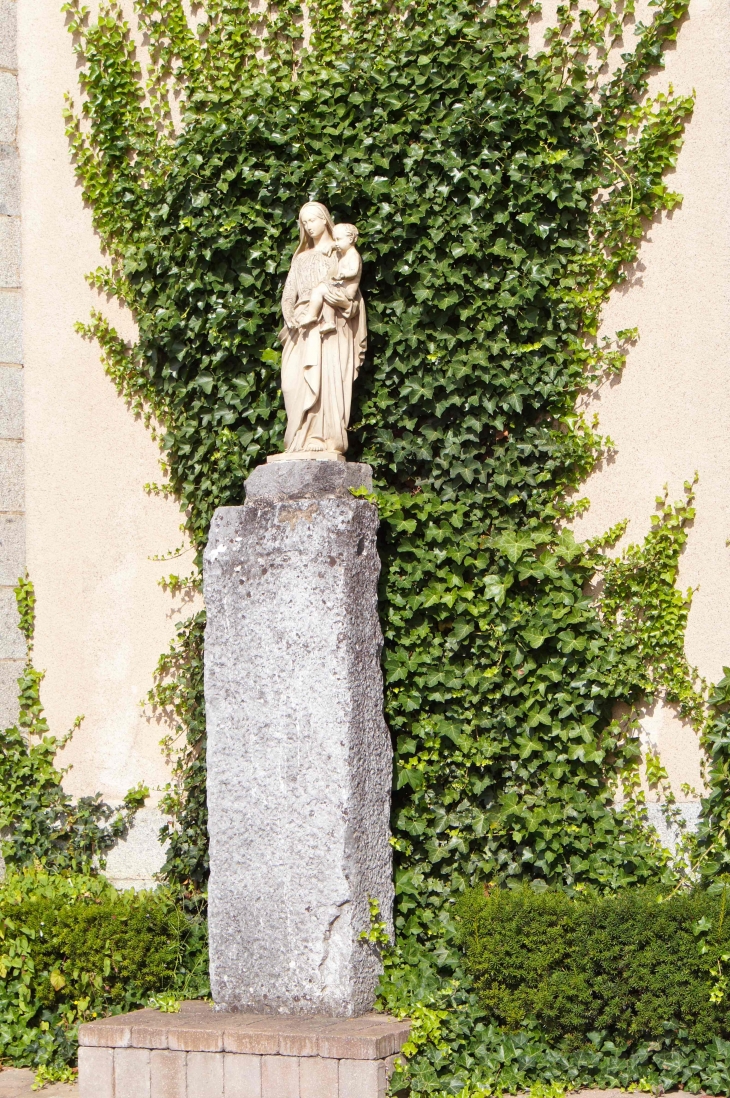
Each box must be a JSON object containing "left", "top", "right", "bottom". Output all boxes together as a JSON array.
[{"left": 293, "top": 202, "right": 336, "bottom": 258}]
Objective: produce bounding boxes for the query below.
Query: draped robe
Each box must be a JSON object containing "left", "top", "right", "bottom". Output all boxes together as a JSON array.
[{"left": 279, "top": 248, "right": 367, "bottom": 454}]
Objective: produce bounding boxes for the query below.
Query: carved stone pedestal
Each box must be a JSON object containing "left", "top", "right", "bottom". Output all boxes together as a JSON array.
[
  {"left": 203, "top": 461, "right": 393, "bottom": 1016},
  {"left": 78, "top": 1002, "right": 410, "bottom": 1098}
]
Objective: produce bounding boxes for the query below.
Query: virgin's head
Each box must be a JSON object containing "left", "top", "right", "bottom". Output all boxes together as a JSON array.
[{"left": 296, "top": 202, "right": 335, "bottom": 254}]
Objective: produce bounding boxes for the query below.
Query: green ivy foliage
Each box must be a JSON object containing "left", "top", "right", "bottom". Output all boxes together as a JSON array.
[
  {"left": 0, "top": 868, "right": 208, "bottom": 1071},
  {"left": 62, "top": 0, "right": 696, "bottom": 912},
  {"left": 0, "top": 578, "right": 147, "bottom": 874},
  {"left": 600, "top": 481, "right": 704, "bottom": 728},
  {"left": 381, "top": 481, "right": 711, "bottom": 938},
  {"left": 695, "top": 672, "right": 730, "bottom": 881},
  {"left": 152, "top": 612, "right": 208, "bottom": 890}
]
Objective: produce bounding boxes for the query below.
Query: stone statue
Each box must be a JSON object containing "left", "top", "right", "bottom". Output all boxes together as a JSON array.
[{"left": 268, "top": 202, "right": 367, "bottom": 462}]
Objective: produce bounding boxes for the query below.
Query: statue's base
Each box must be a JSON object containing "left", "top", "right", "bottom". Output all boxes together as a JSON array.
[
  {"left": 78, "top": 1003, "right": 409, "bottom": 1098},
  {"left": 267, "top": 450, "right": 346, "bottom": 463},
  {"left": 204, "top": 462, "right": 391, "bottom": 1016}
]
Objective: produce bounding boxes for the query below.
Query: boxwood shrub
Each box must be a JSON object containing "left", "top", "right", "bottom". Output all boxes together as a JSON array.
[
  {"left": 458, "top": 885, "right": 730, "bottom": 1048},
  {"left": 0, "top": 869, "right": 209, "bottom": 1070}
]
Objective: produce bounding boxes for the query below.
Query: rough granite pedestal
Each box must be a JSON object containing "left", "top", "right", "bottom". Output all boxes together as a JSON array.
[
  {"left": 204, "top": 461, "right": 394, "bottom": 1017},
  {"left": 78, "top": 1001, "right": 410, "bottom": 1098}
]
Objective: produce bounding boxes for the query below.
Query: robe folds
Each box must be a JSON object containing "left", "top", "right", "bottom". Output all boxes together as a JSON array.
[{"left": 280, "top": 248, "right": 367, "bottom": 454}]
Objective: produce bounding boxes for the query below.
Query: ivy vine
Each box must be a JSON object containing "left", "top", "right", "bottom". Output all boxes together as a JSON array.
[
  {"left": 150, "top": 612, "right": 208, "bottom": 891},
  {"left": 60, "top": 0, "right": 703, "bottom": 909},
  {"left": 0, "top": 578, "right": 148, "bottom": 873}
]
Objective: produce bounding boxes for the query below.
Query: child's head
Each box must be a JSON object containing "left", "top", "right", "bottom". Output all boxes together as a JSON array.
[{"left": 334, "top": 223, "right": 358, "bottom": 249}]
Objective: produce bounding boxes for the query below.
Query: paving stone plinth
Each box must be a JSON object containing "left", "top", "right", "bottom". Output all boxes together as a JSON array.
[{"left": 78, "top": 1004, "right": 409, "bottom": 1098}]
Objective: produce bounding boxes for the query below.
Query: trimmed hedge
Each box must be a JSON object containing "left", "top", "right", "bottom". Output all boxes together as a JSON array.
[
  {"left": 458, "top": 885, "right": 730, "bottom": 1048},
  {"left": 0, "top": 869, "right": 209, "bottom": 1070}
]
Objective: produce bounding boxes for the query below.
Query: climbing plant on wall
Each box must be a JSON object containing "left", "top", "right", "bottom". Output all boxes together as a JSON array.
[
  {"left": 61, "top": 0, "right": 706, "bottom": 935},
  {"left": 0, "top": 577, "right": 148, "bottom": 872}
]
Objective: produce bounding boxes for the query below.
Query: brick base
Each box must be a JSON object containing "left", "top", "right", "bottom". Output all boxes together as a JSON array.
[{"left": 78, "top": 1003, "right": 410, "bottom": 1098}]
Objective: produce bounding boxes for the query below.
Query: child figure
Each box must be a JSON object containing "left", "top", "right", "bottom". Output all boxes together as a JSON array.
[{"left": 299, "top": 223, "right": 362, "bottom": 333}]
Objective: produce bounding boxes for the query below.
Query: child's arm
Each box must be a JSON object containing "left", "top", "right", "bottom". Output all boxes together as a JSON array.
[{"left": 338, "top": 248, "right": 361, "bottom": 281}]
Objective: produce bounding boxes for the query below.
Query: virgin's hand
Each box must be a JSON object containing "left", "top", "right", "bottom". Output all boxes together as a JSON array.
[{"left": 323, "top": 287, "right": 349, "bottom": 309}]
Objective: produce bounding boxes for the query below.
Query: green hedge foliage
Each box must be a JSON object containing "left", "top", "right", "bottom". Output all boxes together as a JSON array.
[
  {"left": 459, "top": 885, "right": 730, "bottom": 1048},
  {"left": 0, "top": 870, "right": 208, "bottom": 1071}
]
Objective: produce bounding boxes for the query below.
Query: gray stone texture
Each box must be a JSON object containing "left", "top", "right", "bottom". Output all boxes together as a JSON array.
[
  {"left": 0, "top": 291, "right": 21, "bottom": 363},
  {"left": 245, "top": 460, "right": 372, "bottom": 502},
  {"left": 204, "top": 461, "right": 393, "bottom": 1017},
  {"left": 0, "top": 513, "right": 24, "bottom": 585},
  {"left": 0, "top": 72, "right": 16, "bottom": 145},
  {"left": 0, "top": 215, "right": 20, "bottom": 286},
  {"left": 0, "top": 19, "right": 22, "bottom": 736},
  {"left": 0, "top": 659, "right": 22, "bottom": 727},
  {"left": 0, "top": 0, "right": 16, "bottom": 71},
  {"left": 0, "top": 585, "right": 23, "bottom": 659},
  {"left": 0, "top": 440, "right": 23, "bottom": 510},
  {"left": 0, "top": 365, "right": 22, "bottom": 436},
  {"left": 0, "top": 145, "right": 20, "bottom": 217}
]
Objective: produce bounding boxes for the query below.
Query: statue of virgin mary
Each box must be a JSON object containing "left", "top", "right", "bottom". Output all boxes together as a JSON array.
[{"left": 268, "top": 202, "right": 367, "bottom": 461}]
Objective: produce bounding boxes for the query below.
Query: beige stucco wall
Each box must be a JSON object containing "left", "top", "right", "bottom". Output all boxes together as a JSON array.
[
  {"left": 570, "top": 0, "right": 730, "bottom": 815},
  {"left": 6, "top": 0, "right": 729, "bottom": 877},
  {"left": 16, "top": 0, "right": 199, "bottom": 885}
]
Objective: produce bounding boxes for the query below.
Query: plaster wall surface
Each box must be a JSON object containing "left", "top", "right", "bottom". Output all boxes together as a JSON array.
[
  {"left": 7, "top": 0, "right": 730, "bottom": 869},
  {"left": 15, "top": 0, "right": 200, "bottom": 884},
  {"left": 567, "top": 0, "right": 730, "bottom": 802}
]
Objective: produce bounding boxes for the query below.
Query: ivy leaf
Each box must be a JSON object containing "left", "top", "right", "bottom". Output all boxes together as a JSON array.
[
  {"left": 554, "top": 528, "right": 582, "bottom": 562},
  {"left": 494, "top": 531, "right": 535, "bottom": 563},
  {"left": 483, "top": 575, "right": 512, "bottom": 607},
  {"left": 450, "top": 619, "right": 474, "bottom": 644}
]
